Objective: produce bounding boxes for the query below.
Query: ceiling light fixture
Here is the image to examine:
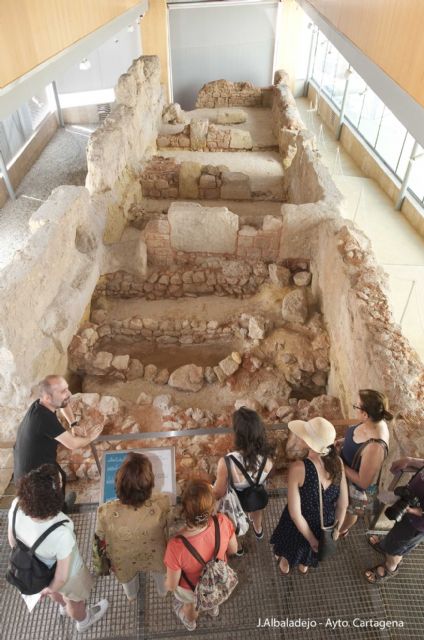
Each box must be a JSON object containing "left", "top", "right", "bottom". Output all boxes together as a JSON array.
[{"left": 79, "top": 58, "right": 91, "bottom": 71}]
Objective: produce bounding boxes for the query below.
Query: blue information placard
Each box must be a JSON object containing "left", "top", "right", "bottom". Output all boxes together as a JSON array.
[{"left": 101, "top": 447, "right": 176, "bottom": 504}]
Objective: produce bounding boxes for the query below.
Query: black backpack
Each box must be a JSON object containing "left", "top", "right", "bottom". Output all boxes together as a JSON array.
[
  {"left": 6, "top": 502, "right": 68, "bottom": 595},
  {"left": 228, "top": 455, "right": 269, "bottom": 512}
]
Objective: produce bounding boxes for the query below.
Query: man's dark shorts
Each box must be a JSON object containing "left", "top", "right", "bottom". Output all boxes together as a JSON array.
[{"left": 380, "top": 516, "right": 424, "bottom": 556}]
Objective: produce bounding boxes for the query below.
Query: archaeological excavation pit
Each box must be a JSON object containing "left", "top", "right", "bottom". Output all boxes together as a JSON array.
[
  {"left": 2, "top": 59, "right": 423, "bottom": 506},
  {"left": 57, "top": 68, "right": 349, "bottom": 497}
]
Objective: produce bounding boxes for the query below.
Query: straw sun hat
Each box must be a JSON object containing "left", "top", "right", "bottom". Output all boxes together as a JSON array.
[{"left": 288, "top": 417, "right": 336, "bottom": 455}]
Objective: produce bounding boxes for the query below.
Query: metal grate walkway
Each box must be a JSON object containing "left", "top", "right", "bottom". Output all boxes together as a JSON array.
[{"left": 1, "top": 497, "right": 424, "bottom": 639}]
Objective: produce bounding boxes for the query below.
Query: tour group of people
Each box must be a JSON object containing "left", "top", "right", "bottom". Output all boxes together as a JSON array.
[{"left": 8, "top": 375, "right": 424, "bottom": 632}]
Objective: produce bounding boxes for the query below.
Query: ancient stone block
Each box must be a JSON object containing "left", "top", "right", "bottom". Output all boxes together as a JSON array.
[
  {"left": 98, "top": 395, "right": 120, "bottom": 415},
  {"left": 127, "top": 359, "right": 144, "bottom": 380},
  {"left": 162, "top": 103, "right": 187, "bottom": 124},
  {"left": 204, "top": 366, "right": 217, "bottom": 383},
  {"left": 92, "top": 351, "right": 113, "bottom": 370},
  {"left": 111, "top": 355, "right": 130, "bottom": 371},
  {"left": 229, "top": 128, "right": 252, "bottom": 150},
  {"left": 155, "top": 369, "right": 170, "bottom": 385},
  {"left": 168, "top": 364, "right": 204, "bottom": 392},
  {"left": 218, "top": 355, "right": 240, "bottom": 377},
  {"left": 248, "top": 316, "right": 266, "bottom": 340},
  {"left": 293, "top": 271, "right": 312, "bottom": 286},
  {"left": 268, "top": 264, "right": 291, "bottom": 287},
  {"left": 168, "top": 202, "right": 239, "bottom": 254},
  {"left": 153, "top": 394, "right": 172, "bottom": 411},
  {"left": 199, "top": 174, "right": 217, "bottom": 189},
  {"left": 190, "top": 118, "right": 209, "bottom": 151},
  {"left": 157, "top": 136, "right": 170, "bottom": 148},
  {"left": 262, "top": 215, "right": 283, "bottom": 232},
  {"left": 215, "top": 109, "right": 247, "bottom": 124},
  {"left": 179, "top": 162, "right": 201, "bottom": 199},
  {"left": 221, "top": 172, "right": 251, "bottom": 200},
  {"left": 222, "top": 260, "right": 251, "bottom": 280},
  {"left": 144, "top": 364, "right": 158, "bottom": 381},
  {"left": 281, "top": 289, "right": 308, "bottom": 324},
  {"left": 213, "top": 365, "right": 227, "bottom": 383}
]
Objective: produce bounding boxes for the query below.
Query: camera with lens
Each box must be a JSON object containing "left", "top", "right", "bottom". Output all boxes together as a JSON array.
[{"left": 385, "top": 485, "right": 421, "bottom": 522}]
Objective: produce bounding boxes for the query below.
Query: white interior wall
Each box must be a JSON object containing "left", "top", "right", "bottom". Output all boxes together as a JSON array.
[
  {"left": 168, "top": 0, "right": 279, "bottom": 109},
  {"left": 56, "top": 26, "right": 142, "bottom": 97},
  {"left": 274, "top": 0, "right": 311, "bottom": 97}
]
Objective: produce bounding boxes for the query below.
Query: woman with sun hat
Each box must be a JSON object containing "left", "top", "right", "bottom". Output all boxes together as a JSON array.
[{"left": 270, "top": 417, "right": 348, "bottom": 575}]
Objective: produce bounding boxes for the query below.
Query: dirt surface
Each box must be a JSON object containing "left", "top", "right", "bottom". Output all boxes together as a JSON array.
[
  {"left": 160, "top": 149, "right": 284, "bottom": 199},
  {"left": 185, "top": 106, "right": 278, "bottom": 149},
  {"left": 101, "top": 287, "right": 287, "bottom": 324},
  {"left": 96, "top": 339, "right": 240, "bottom": 372}
]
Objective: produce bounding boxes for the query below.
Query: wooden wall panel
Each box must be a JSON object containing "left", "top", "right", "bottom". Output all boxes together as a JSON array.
[
  {"left": 0, "top": 1, "right": 141, "bottom": 88},
  {"left": 307, "top": 0, "right": 424, "bottom": 107},
  {"left": 141, "top": 0, "right": 170, "bottom": 100}
]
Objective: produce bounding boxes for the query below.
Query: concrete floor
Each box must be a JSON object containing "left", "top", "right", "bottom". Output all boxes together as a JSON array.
[
  {"left": 296, "top": 97, "right": 424, "bottom": 361},
  {"left": 0, "top": 124, "right": 95, "bottom": 270}
]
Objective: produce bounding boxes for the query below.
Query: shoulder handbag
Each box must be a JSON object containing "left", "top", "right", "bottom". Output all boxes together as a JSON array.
[
  {"left": 6, "top": 503, "right": 69, "bottom": 595},
  {"left": 349, "top": 438, "right": 389, "bottom": 503},
  {"left": 229, "top": 455, "right": 269, "bottom": 513},
  {"left": 351, "top": 438, "right": 389, "bottom": 479},
  {"left": 314, "top": 460, "right": 342, "bottom": 562},
  {"left": 177, "top": 515, "right": 238, "bottom": 611},
  {"left": 92, "top": 533, "right": 111, "bottom": 576},
  {"left": 217, "top": 457, "right": 249, "bottom": 536}
]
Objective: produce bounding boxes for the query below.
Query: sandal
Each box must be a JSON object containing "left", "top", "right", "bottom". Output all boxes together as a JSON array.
[
  {"left": 253, "top": 525, "right": 264, "bottom": 540},
  {"left": 364, "top": 563, "right": 400, "bottom": 584},
  {"left": 339, "top": 529, "right": 349, "bottom": 539},
  {"left": 275, "top": 556, "right": 290, "bottom": 575},
  {"left": 173, "top": 601, "right": 197, "bottom": 631},
  {"left": 298, "top": 565, "right": 309, "bottom": 575},
  {"left": 367, "top": 535, "right": 384, "bottom": 554}
]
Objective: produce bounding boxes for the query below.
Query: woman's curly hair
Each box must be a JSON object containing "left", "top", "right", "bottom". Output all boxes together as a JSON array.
[{"left": 17, "top": 464, "right": 64, "bottom": 519}]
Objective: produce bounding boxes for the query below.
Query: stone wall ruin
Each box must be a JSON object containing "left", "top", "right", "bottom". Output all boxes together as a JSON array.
[{"left": 1, "top": 58, "right": 423, "bottom": 496}]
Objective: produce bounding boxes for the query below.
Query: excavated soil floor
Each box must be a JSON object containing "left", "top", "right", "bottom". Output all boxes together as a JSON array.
[
  {"left": 96, "top": 340, "right": 240, "bottom": 372},
  {"left": 184, "top": 106, "right": 278, "bottom": 148},
  {"left": 97, "top": 287, "right": 288, "bottom": 324}
]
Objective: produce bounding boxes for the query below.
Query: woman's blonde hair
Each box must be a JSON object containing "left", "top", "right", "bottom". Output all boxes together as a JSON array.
[{"left": 181, "top": 479, "right": 215, "bottom": 527}]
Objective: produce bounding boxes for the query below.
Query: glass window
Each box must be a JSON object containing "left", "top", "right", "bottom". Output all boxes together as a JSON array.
[
  {"left": 28, "top": 90, "right": 51, "bottom": 129},
  {"left": 330, "top": 54, "right": 349, "bottom": 108},
  {"left": 396, "top": 133, "right": 415, "bottom": 180},
  {"left": 375, "top": 107, "right": 408, "bottom": 175},
  {"left": 308, "top": 24, "right": 423, "bottom": 204},
  {"left": 0, "top": 112, "right": 28, "bottom": 164},
  {"left": 357, "top": 87, "right": 384, "bottom": 147},
  {"left": 311, "top": 33, "right": 329, "bottom": 86},
  {"left": 321, "top": 46, "right": 348, "bottom": 109},
  {"left": 321, "top": 44, "right": 337, "bottom": 99},
  {"left": 408, "top": 145, "right": 424, "bottom": 204},
  {"left": 344, "top": 71, "right": 367, "bottom": 128}
]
